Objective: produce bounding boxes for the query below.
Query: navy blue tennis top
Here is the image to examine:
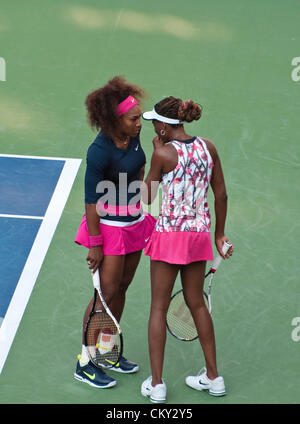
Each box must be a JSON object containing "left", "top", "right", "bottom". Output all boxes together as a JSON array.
[{"left": 84, "top": 131, "right": 146, "bottom": 223}]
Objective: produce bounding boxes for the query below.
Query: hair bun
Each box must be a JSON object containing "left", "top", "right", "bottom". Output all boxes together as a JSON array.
[{"left": 178, "top": 100, "right": 202, "bottom": 122}]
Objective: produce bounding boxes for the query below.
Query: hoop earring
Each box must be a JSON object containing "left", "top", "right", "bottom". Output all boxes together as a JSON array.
[{"left": 160, "top": 129, "right": 166, "bottom": 136}]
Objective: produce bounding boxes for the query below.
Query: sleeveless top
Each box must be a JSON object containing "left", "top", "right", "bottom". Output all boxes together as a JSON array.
[{"left": 155, "top": 137, "right": 214, "bottom": 233}]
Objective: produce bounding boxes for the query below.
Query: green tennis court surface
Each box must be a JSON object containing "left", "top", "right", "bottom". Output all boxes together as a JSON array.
[{"left": 0, "top": 0, "right": 299, "bottom": 405}]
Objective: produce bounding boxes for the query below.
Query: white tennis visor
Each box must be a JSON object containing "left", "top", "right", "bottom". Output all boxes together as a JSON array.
[{"left": 142, "top": 108, "right": 184, "bottom": 125}]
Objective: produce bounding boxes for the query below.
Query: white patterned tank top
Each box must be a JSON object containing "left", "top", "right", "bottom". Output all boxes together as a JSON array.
[{"left": 156, "top": 137, "right": 214, "bottom": 233}]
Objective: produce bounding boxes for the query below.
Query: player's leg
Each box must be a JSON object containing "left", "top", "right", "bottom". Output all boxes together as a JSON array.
[
  {"left": 148, "top": 260, "right": 180, "bottom": 386},
  {"left": 81, "top": 254, "right": 125, "bottom": 341},
  {"left": 180, "top": 261, "right": 218, "bottom": 379},
  {"left": 75, "top": 255, "right": 122, "bottom": 387},
  {"left": 77, "top": 252, "right": 142, "bottom": 381},
  {"left": 103, "top": 250, "right": 143, "bottom": 374},
  {"left": 108, "top": 250, "right": 142, "bottom": 322},
  {"left": 180, "top": 261, "right": 226, "bottom": 396},
  {"left": 76, "top": 255, "right": 124, "bottom": 384}
]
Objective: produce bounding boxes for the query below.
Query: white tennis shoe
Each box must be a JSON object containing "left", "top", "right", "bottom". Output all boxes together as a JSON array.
[
  {"left": 141, "top": 376, "right": 166, "bottom": 403},
  {"left": 185, "top": 367, "right": 226, "bottom": 396}
]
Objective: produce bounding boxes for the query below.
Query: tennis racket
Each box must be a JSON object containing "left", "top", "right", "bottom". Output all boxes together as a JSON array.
[
  {"left": 84, "top": 269, "right": 123, "bottom": 368},
  {"left": 166, "top": 241, "right": 232, "bottom": 341}
]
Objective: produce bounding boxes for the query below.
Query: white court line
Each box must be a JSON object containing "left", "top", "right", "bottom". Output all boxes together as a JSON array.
[
  {"left": 0, "top": 214, "right": 43, "bottom": 220},
  {"left": 0, "top": 153, "right": 72, "bottom": 161},
  {"left": 0, "top": 155, "right": 82, "bottom": 374}
]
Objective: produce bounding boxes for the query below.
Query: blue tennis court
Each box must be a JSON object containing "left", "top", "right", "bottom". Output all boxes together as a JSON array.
[
  {"left": 0, "top": 156, "right": 66, "bottom": 216},
  {"left": 0, "top": 217, "right": 41, "bottom": 320},
  {"left": 0, "top": 155, "right": 81, "bottom": 373}
]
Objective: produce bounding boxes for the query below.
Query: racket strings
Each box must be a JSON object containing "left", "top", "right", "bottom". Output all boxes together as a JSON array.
[
  {"left": 167, "top": 292, "right": 198, "bottom": 341},
  {"left": 86, "top": 311, "right": 121, "bottom": 366}
]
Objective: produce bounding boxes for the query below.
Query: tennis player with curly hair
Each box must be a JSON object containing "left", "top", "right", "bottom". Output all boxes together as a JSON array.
[
  {"left": 140, "top": 96, "right": 233, "bottom": 402},
  {"left": 74, "top": 76, "right": 156, "bottom": 388}
]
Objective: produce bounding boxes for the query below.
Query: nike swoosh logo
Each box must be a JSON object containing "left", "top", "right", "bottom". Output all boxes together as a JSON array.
[
  {"left": 83, "top": 371, "right": 96, "bottom": 380},
  {"left": 105, "top": 359, "right": 119, "bottom": 367},
  {"left": 145, "top": 237, "right": 150, "bottom": 242}
]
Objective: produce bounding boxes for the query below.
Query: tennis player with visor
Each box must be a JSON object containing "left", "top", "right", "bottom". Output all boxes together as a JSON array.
[{"left": 140, "top": 96, "right": 233, "bottom": 403}]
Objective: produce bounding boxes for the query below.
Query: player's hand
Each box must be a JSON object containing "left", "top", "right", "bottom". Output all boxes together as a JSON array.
[
  {"left": 152, "top": 136, "right": 164, "bottom": 150},
  {"left": 215, "top": 235, "right": 234, "bottom": 259},
  {"left": 87, "top": 246, "right": 104, "bottom": 273}
]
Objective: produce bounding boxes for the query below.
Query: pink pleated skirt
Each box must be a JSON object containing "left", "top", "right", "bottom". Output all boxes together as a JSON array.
[
  {"left": 74, "top": 212, "right": 156, "bottom": 255},
  {"left": 144, "top": 230, "right": 213, "bottom": 264}
]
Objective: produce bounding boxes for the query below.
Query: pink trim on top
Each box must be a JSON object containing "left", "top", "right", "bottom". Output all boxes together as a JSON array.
[
  {"left": 117, "top": 96, "right": 138, "bottom": 116},
  {"left": 97, "top": 201, "right": 141, "bottom": 216}
]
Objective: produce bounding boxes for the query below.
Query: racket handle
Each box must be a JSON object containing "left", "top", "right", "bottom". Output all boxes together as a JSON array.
[
  {"left": 92, "top": 269, "right": 101, "bottom": 290},
  {"left": 211, "top": 241, "right": 232, "bottom": 272}
]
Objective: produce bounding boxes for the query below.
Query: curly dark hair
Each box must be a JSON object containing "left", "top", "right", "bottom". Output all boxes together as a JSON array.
[
  {"left": 85, "top": 76, "right": 145, "bottom": 136},
  {"left": 154, "top": 96, "right": 202, "bottom": 125}
]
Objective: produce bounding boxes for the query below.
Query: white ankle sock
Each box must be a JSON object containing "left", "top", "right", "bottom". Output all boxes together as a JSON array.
[{"left": 79, "top": 345, "right": 92, "bottom": 366}]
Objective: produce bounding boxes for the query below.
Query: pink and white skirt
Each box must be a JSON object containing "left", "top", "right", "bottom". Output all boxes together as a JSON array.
[
  {"left": 74, "top": 212, "right": 156, "bottom": 255},
  {"left": 144, "top": 230, "right": 213, "bottom": 264}
]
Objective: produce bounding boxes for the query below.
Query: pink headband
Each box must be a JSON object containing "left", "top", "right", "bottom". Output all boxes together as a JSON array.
[{"left": 117, "top": 95, "right": 138, "bottom": 116}]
